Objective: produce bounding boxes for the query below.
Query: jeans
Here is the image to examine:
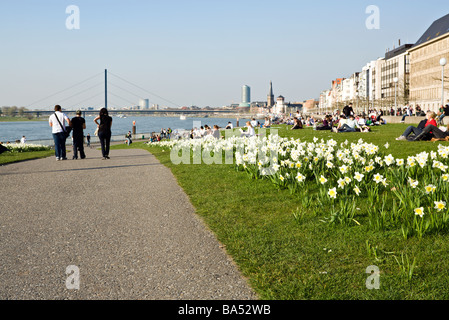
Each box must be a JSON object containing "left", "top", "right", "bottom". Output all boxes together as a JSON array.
[
  {"left": 52, "top": 132, "right": 67, "bottom": 159},
  {"left": 98, "top": 131, "right": 111, "bottom": 157},
  {"left": 402, "top": 126, "right": 422, "bottom": 138},
  {"left": 415, "top": 124, "right": 449, "bottom": 140},
  {"left": 338, "top": 124, "right": 356, "bottom": 132},
  {"left": 72, "top": 134, "right": 85, "bottom": 159}
]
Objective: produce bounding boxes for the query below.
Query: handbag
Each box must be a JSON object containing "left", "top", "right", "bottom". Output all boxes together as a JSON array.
[
  {"left": 54, "top": 112, "right": 72, "bottom": 138},
  {"left": 94, "top": 128, "right": 99, "bottom": 136}
]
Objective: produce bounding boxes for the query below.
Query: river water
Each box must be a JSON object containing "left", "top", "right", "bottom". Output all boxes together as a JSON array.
[{"left": 0, "top": 115, "right": 250, "bottom": 145}]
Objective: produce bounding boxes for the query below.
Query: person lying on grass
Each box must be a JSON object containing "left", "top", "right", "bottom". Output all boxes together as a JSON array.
[
  {"left": 409, "top": 122, "right": 449, "bottom": 141},
  {"left": 396, "top": 111, "right": 437, "bottom": 141}
]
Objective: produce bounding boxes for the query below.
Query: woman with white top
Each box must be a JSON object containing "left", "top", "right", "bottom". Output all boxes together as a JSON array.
[
  {"left": 240, "top": 121, "right": 256, "bottom": 137},
  {"left": 49, "top": 105, "right": 71, "bottom": 160}
]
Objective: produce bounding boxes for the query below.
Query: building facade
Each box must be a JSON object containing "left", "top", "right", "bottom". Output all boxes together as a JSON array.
[
  {"left": 409, "top": 13, "right": 449, "bottom": 112},
  {"left": 380, "top": 44, "right": 413, "bottom": 110}
]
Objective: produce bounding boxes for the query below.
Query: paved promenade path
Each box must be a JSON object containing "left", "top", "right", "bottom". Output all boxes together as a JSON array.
[{"left": 0, "top": 146, "right": 256, "bottom": 300}]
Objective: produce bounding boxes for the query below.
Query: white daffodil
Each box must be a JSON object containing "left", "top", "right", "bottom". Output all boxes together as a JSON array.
[
  {"left": 354, "top": 172, "right": 364, "bottom": 182},
  {"left": 328, "top": 187, "right": 337, "bottom": 199},
  {"left": 408, "top": 178, "right": 419, "bottom": 189},
  {"left": 296, "top": 173, "right": 306, "bottom": 183},
  {"left": 424, "top": 184, "right": 436, "bottom": 194},
  {"left": 337, "top": 178, "right": 346, "bottom": 189},
  {"left": 373, "top": 173, "right": 383, "bottom": 184},
  {"left": 319, "top": 175, "right": 328, "bottom": 185},
  {"left": 339, "top": 165, "right": 349, "bottom": 174},
  {"left": 414, "top": 207, "right": 424, "bottom": 218},
  {"left": 434, "top": 201, "right": 446, "bottom": 212}
]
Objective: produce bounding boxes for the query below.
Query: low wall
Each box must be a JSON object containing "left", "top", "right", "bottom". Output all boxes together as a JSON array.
[{"left": 310, "top": 115, "right": 449, "bottom": 125}]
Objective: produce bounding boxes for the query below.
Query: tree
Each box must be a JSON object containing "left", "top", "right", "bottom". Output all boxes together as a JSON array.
[
  {"left": 10, "top": 106, "right": 18, "bottom": 117},
  {"left": 18, "top": 107, "right": 27, "bottom": 117}
]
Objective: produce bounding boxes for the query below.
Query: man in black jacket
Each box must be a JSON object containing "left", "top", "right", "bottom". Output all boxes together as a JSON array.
[
  {"left": 71, "top": 110, "right": 86, "bottom": 159},
  {"left": 342, "top": 103, "right": 354, "bottom": 117}
]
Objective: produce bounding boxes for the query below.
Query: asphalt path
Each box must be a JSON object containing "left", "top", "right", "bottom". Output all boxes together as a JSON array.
[{"left": 0, "top": 145, "right": 256, "bottom": 300}]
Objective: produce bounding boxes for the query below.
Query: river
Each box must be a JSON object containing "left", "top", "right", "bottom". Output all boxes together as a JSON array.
[{"left": 0, "top": 115, "right": 250, "bottom": 145}]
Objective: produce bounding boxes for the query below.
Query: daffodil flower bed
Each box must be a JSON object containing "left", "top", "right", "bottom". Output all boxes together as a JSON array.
[
  {"left": 149, "top": 135, "right": 449, "bottom": 239},
  {"left": 5, "top": 143, "right": 51, "bottom": 153}
]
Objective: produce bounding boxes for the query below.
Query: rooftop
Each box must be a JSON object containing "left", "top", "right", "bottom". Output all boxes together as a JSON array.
[
  {"left": 413, "top": 13, "right": 449, "bottom": 48},
  {"left": 385, "top": 44, "right": 414, "bottom": 60}
]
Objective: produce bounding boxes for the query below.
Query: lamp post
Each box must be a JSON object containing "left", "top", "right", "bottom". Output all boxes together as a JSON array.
[
  {"left": 394, "top": 77, "right": 399, "bottom": 116},
  {"left": 440, "top": 58, "right": 447, "bottom": 109}
]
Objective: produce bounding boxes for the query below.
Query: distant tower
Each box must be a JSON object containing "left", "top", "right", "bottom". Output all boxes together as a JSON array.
[
  {"left": 239, "top": 85, "right": 251, "bottom": 107},
  {"left": 267, "top": 81, "right": 274, "bottom": 108},
  {"left": 139, "top": 99, "right": 149, "bottom": 109}
]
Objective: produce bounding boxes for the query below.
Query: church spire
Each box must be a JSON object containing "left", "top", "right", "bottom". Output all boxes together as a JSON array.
[{"left": 267, "top": 81, "right": 274, "bottom": 108}]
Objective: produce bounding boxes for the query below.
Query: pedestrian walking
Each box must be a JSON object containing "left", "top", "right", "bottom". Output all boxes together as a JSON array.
[
  {"left": 49, "top": 105, "right": 71, "bottom": 161},
  {"left": 86, "top": 133, "right": 91, "bottom": 148},
  {"left": 125, "top": 131, "right": 132, "bottom": 145},
  {"left": 94, "top": 108, "right": 113, "bottom": 160},
  {"left": 71, "top": 110, "right": 86, "bottom": 159}
]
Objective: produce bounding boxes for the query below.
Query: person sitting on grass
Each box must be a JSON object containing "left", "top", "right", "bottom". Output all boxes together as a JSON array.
[
  {"left": 212, "top": 125, "right": 221, "bottom": 139},
  {"left": 240, "top": 121, "right": 256, "bottom": 137},
  {"left": 396, "top": 111, "right": 437, "bottom": 141},
  {"left": 262, "top": 117, "right": 271, "bottom": 128},
  {"left": 291, "top": 117, "right": 303, "bottom": 130},
  {"left": 335, "top": 115, "right": 360, "bottom": 133},
  {"left": 316, "top": 115, "right": 333, "bottom": 131}
]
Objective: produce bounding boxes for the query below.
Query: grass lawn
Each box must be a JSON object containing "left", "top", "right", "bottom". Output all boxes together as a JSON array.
[
  {"left": 0, "top": 116, "right": 42, "bottom": 122},
  {"left": 113, "top": 124, "right": 449, "bottom": 299},
  {"left": 0, "top": 150, "right": 54, "bottom": 165}
]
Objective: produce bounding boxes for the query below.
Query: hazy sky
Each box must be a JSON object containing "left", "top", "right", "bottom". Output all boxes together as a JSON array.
[{"left": 1, "top": 0, "right": 448, "bottom": 110}]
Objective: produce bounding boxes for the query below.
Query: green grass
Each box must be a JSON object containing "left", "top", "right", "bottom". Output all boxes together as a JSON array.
[
  {"left": 0, "top": 150, "right": 54, "bottom": 165},
  {"left": 114, "top": 125, "right": 449, "bottom": 299},
  {"left": 0, "top": 116, "right": 42, "bottom": 122}
]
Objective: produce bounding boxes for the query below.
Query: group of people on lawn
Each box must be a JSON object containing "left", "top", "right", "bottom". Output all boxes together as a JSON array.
[
  {"left": 291, "top": 103, "right": 380, "bottom": 133},
  {"left": 290, "top": 101, "right": 449, "bottom": 142}
]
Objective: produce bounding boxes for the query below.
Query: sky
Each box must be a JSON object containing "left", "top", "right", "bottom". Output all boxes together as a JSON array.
[{"left": 1, "top": 0, "right": 448, "bottom": 110}]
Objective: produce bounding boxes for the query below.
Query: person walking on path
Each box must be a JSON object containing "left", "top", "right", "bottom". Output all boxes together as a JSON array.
[
  {"left": 86, "top": 133, "right": 91, "bottom": 148},
  {"left": 125, "top": 131, "right": 132, "bottom": 145},
  {"left": 71, "top": 110, "right": 86, "bottom": 160},
  {"left": 49, "top": 105, "right": 71, "bottom": 161},
  {"left": 94, "top": 108, "right": 113, "bottom": 160}
]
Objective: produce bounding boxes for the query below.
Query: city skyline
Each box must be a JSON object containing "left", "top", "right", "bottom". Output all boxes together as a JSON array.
[{"left": 1, "top": 0, "right": 448, "bottom": 110}]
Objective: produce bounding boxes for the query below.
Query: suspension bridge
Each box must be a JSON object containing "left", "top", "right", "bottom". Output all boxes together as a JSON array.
[{"left": 18, "top": 69, "right": 236, "bottom": 117}]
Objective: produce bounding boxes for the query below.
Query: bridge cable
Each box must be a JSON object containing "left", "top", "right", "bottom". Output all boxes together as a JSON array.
[
  {"left": 108, "top": 71, "right": 182, "bottom": 108},
  {"left": 25, "top": 71, "right": 104, "bottom": 108}
]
